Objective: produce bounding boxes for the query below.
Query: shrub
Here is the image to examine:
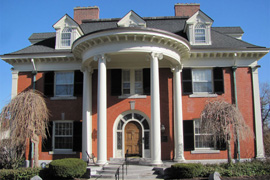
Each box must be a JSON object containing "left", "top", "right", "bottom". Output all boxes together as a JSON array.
[
  {"left": 49, "top": 158, "right": 87, "bottom": 179},
  {"left": 171, "top": 163, "right": 203, "bottom": 178},
  {"left": 0, "top": 168, "right": 40, "bottom": 180}
]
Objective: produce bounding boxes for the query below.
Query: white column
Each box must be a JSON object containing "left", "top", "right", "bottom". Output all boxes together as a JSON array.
[
  {"left": 150, "top": 52, "right": 163, "bottom": 165},
  {"left": 172, "top": 65, "right": 185, "bottom": 162},
  {"left": 251, "top": 66, "right": 265, "bottom": 159},
  {"left": 11, "top": 70, "right": 19, "bottom": 99},
  {"left": 94, "top": 54, "right": 108, "bottom": 165},
  {"left": 82, "top": 67, "right": 92, "bottom": 161}
]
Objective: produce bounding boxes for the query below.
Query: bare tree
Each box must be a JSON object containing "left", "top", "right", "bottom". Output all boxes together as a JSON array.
[
  {"left": 200, "top": 99, "right": 253, "bottom": 163},
  {"left": 0, "top": 90, "right": 49, "bottom": 167},
  {"left": 260, "top": 82, "right": 270, "bottom": 157},
  {"left": 260, "top": 82, "right": 270, "bottom": 129}
]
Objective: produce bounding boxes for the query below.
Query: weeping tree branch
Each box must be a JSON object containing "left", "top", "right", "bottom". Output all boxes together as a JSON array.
[
  {"left": 0, "top": 90, "right": 49, "bottom": 168},
  {"left": 200, "top": 99, "right": 253, "bottom": 163}
]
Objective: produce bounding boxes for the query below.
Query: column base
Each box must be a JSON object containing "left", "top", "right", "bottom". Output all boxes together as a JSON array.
[
  {"left": 174, "top": 158, "right": 186, "bottom": 163},
  {"left": 151, "top": 160, "right": 163, "bottom": 166},
  {"left": 96, "top": 160, "right": 107, "bottom": 166}
]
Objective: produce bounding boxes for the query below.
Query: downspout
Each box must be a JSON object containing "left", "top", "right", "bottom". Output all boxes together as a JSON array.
[
  {"left": 31, "top": 59, "right": 37, "bottom": 167},
  {"left": 233, "top": 53, "right": 241, "bottom": 162}
]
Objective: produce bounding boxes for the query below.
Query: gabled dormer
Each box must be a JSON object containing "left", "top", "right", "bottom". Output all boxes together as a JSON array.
[
  {"left": 53, "top": 14, "right": 84, "bottom": 50},
  {"left": 117, "top": 10, "right": 146, "bottom": 28},
  {"left": 185, "top": 10, "right": 213, "bottom": 45}
]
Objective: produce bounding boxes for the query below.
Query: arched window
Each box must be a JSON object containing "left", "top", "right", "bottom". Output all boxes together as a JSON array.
[
  {"left": 61, "top": 28, "right": 72, "bottom": 47},
  {"left": 195, "top": 24, "right": 206, "bottom": 43}
]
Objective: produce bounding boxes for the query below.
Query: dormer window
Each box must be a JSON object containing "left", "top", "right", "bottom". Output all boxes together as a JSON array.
[
  {"left": 61, "top": 28, "right": 72, "bottom": 47},
  {"left": 53, "top": 14, "right": 84, "bottom": 50},
  {"left": 195, "top": 24, "right": 206, "bottom": 43},
  {"left": 185, "top": 10, "right": 213, "bottom": 45}
]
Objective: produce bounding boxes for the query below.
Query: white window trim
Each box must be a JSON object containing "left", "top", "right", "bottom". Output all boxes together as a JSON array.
[
  {"left": 54, "top": 71, "right": 75, "bottom": 98},
  {"left": 51, "top": 120, "right": 75, "bottom": 154},
  {"left": 191, "top": 68, "right": 214, "bottom": 95},
  {"left": 55, "top": 28, "right": 75, "bottom": 50},
  {"left": 193, "top": 119, "right": 216, "bottom": 151},
  {"left": 190, "top": 23, "right": 212, "bottom": 45},
  {"left": 121, "top": 69, "right": 143, "bottom": 96}
]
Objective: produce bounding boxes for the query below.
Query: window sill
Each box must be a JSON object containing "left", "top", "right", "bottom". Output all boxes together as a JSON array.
[
  {"left": 191, "top": 149, "right": 220, "bottom": 154},
  {"left": 49, "top": 151, "right": 76, "bottom": 155},
  {"left": 118, "top": 94, "right": 147, "bottom": 99},
  {"left": 189, "top": 94, "right": 218, "bottom": 98},
  {"left": 50, "top": 96, "right": 77, "bottom": 100}
]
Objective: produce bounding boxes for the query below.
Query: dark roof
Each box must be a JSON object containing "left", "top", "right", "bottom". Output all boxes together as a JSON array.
[
  {"left": 28, "top": 32, "right": 56, "bottom": 44},
  {"left": 4, "top": 16, "right": 266, "bottom": 55},
  {"left": 212, "top": 27, "right": 244, "bottom": 35}
]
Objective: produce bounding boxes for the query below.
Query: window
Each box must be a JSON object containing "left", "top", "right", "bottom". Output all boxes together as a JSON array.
[
  {"left": 55, "top": 72, "right": 74, "bottom": 96},
  {"left": 61, "top": 28, "right": 72, "bottom": 47},
  {"left": 194, "top": 120, "right": 214, "bottom": 149},
  {"left": 195, "top": 24, "right": 206, "bottom": 43},
  {"left": 192, "top": 69, "right": 212, "bottom": 93},
  {"left": 182, "top": 68, "right": 224, "bottom": 95},
  {"left": 53, "top": 121, "right": 73, "bottom": 150},
  {"left": 111, "top": 69, "right": 150, "bottom": 96},
  {"left": 122, "top": 69, "right": 143, "bottom": 95}
]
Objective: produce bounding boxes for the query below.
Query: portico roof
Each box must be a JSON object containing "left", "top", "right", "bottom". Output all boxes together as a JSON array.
[{"left": 72, "top": 27, "right": 191, "bottom": 66}]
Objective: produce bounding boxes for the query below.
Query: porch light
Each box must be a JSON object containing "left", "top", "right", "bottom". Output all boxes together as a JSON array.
[{"left": 161, "top": 124, "right": 166, "bottom": 133}]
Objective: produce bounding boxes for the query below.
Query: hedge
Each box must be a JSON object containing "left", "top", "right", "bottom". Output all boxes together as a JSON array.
[
  {"left": 0, "top": 168, "right": 40, "bottom": 180},
  {"left": 49, "top": 158, "right": 87, "bottom": 179}
]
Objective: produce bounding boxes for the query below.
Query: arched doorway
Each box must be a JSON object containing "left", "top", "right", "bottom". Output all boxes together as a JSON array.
[
  {"left": 114, "top": 111, "right": 150, "bottom": 158},
  {"left": 125, "top": 121, "right": 142, "bottom": 156}
]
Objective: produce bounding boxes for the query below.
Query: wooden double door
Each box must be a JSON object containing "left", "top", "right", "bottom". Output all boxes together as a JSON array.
[{"left": 125, "top": 121, "right": 142, "bottom": 156}]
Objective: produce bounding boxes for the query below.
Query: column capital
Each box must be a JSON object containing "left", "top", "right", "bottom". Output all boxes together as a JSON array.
[
  {"left": 93, "top": 54, "right": 111, "bottom": 62},
  {"left": 150, "top": 52, "right": 163, "bottom": 60},
  {"left": 170, "top": 64, "right": 183, "bottom": 73},
  {"left": 81, "top": 66, "right": 93, "bottom": 73}
]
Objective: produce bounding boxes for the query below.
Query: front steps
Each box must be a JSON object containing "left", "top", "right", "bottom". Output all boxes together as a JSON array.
[{"left": 88, "top": 158, "right": 164, "bottom": 179}]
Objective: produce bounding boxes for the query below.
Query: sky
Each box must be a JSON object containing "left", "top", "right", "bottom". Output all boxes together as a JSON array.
[{"left": 0, "top": 0, "right": 269, "bottom": 110}]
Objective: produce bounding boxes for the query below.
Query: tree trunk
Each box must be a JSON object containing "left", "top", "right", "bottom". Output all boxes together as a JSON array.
[
  {"left": 227, "top": 138, "right": 232, "bottom": 164},
  {"left": 31, "top": 134, "right": 39, "bottom": 167}
]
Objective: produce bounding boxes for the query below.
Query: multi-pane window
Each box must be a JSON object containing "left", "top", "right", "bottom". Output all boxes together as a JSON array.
[
  {"left": 122, "top": 69, "right": 143, "bottom": 95},
  {"left": 55, "top": 72, "right": 74, "bottom": 96},
  {"left": 192, "top": 69, "right": 212, "bottom": 93},
  {"left": 194, "top": 120, "right": 214, "bottom": 149},
  {"left": 122, "top": 70, "right": 130, "bottom": 94},
  {"left": 195, "top": 24, "right": 206, "bottom": 43},
  {"left": 61, "top": 28, "right": 72, "bottom": 47},
  {"left": 54, "top": 122, "right": 73, "bottom": 150},
  {"left": 134, "top": 70, "right": 143, "bottom": 94}
]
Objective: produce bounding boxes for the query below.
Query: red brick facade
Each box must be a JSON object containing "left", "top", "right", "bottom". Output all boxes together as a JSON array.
[{"left": 19, "top": 67, "right": 256, "bottom": 161}]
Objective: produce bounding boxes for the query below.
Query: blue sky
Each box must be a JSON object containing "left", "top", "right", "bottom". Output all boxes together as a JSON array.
[{"left": 0, "top": 0, "right": 269, "bottom": 110}]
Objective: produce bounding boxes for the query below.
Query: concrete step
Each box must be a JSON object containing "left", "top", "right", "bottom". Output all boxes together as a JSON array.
[{"left": 91, "top": 164, "right": 162, "bottom": 179}]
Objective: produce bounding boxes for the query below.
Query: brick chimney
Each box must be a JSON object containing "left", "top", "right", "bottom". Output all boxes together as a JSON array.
[
  {"left": 174, "top": 3, "right": 200, "bottom": 17},
  {"left": 74, "top": 6, "right": 99, "bottom": 24}
]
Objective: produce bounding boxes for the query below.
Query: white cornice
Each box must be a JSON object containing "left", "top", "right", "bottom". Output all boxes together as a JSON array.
[
  {"left": 190, "top": 49, "right": 269, "bottom": 60},
  {"left": 72, "top": 28, "right": 191, "bottom": 62}
]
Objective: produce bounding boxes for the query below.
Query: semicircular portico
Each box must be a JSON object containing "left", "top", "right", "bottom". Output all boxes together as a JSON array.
[{"left": 72, "top": 28, "right": 190, "bottom": 68}]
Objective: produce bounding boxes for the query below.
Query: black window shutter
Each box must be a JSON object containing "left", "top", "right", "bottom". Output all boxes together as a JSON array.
[
  {"left": 182, "top": 68, "right": 193, "bottom": 94},
  {"left": 111, "top": 69, "right": 122, "bottom": 96},
  {"left": 216, "top": 138, "right": 227, "bottom": 150},
  {"left": 44, "top": 72, "right": 54, "bottom": 97},
  {"left": 183, "top": 120, "right": 194, "bottom": 151},
  {"left": 73, "top": 121, "right": 82, "bottom": 152},
  {"left": 74, "top": 70, "right": 83, "bottom": 96},
  {"left": 42, "top": 121, "right": 53, "bottom": 152},
  {"left": 213, "top": 67, "right": 224, "bottom": 94},
  {"left": 143, "top": 68, "right": 150, "bottom": 95}
]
